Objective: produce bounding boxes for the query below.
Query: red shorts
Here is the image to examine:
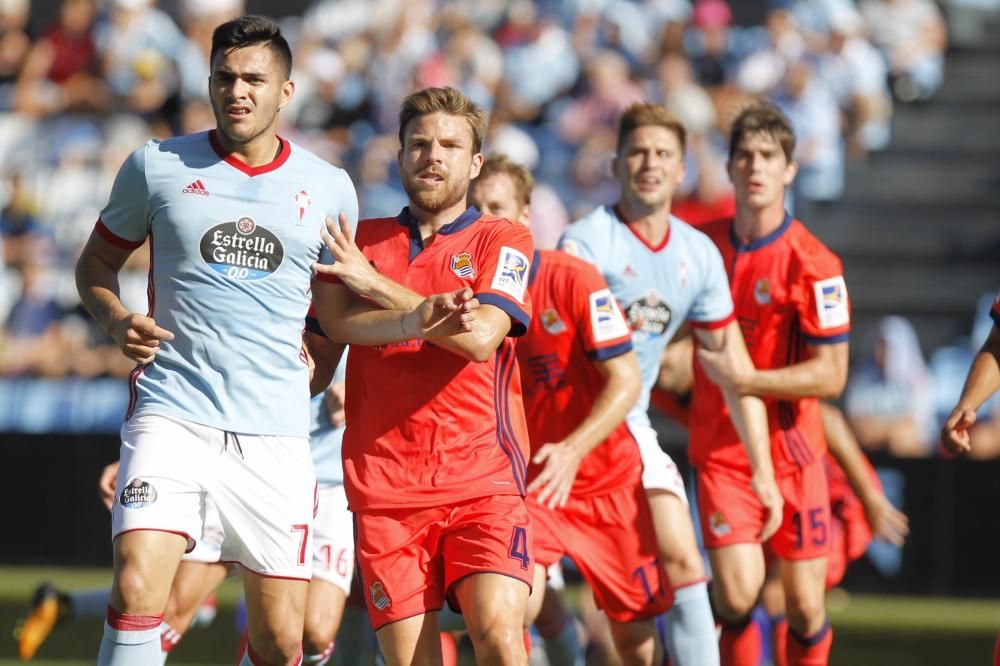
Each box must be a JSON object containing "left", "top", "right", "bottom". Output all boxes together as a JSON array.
[
  {"left": 354, "top": 495, "right": 533, "bottom": 630},
  {"left": 697, "top": 459, "right": 831, "bottom": 561},
  {"left": 825, "top": 495, "right": 872, "bottom": 589},
  {"left": 528, "top": 482, "right": 670, "bottom": 623}
]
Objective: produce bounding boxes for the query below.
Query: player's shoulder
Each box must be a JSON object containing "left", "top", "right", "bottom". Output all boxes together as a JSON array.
[
  {"left": 566, "top": 205, "right": 616, "bottom": 238},
  {"left": 285, "top": 138, "right": 349, "bottom": 177},
  {"left": 151, "top": 131, "right": 209, "bottom": 157},
  {"left": 473, "top": 213, "right": 533, "bottom": 243},
  {"left": 690, "top": 216, "right": 733, "bottom": 246},
  {"left": 787, "top": 218, "right": 843, "bottom": 270},
  {"left": 356, "top": 215, "right": 404, "bottom": 238},
  {"left": 538, "top": 248, "right": 598, "bottom": 278}
]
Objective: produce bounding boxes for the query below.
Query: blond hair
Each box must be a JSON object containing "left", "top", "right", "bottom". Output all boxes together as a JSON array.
[
  {"left": 475, "top": 154, "right": 534, "bottom": 207},
  {"left": 617, "top": 103, "right": 687, "bottom": 154},
  {"left": 398, "top": 87, "right": 489, "bottom": 153}
]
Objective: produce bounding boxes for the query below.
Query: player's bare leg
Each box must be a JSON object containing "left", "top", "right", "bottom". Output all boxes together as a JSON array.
[
  {"left": 453, "top": 572, "right": 529, "bottom": 666},
  {"left": 534, "top": 584, "right": 584, "bottom": 666},
  {"left": 375, "top": 612, "right": 444, "bottom": 666},
  {"left": 160, "top": 561, "right": 229, "bottom": 658},
  {"left": 523, "top": 563, "right": 548, "bottom": 627},
  {"left": 708, "top": 543, "right": 767, "bottom": 666},
  {"left": 760, "top": 567, "right": 789, "bottom": 666},
  {"left": 608, "top": 618, "right": 662, "bottom": 666},
  {"left": 648, "top": 491, "right": 705, "bottom": 588},
  {"left": 303, "top": 579, "right": 347, "bottom": 664},
  {"left": 99, "top": 531, "right": 187, "bottom": 664},
  {"left": 779, "top": 557, "right": 831, "bottom": 666},
  {"left": 241, "top": 571, "right": 308, "bottom": 664}
]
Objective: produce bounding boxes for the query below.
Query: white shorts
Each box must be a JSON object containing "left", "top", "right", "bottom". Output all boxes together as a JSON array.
[
  {"left": 182, "top": 496, "right": 224, "bottom": 564},
  {"left": 630, "top": 422, "right": 688, "bottom": 506},
  {"left": 112, "top": 413, "right": 316, "bottom": 580},
  {"left": 311, "top": 483, "right": 354, "bottom": 594}
]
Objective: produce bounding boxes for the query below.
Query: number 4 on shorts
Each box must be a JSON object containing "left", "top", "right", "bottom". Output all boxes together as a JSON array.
[{"left": 508, "top": 526, "right": 530, "bottom": 570}]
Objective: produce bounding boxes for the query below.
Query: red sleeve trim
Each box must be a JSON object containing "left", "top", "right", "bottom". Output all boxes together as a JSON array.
[
  {"left": 689, "top": 313, "right": 735, "bottom": 330},
  {"left": 95, "top": 219, "right": 145, "bottom": 250}
]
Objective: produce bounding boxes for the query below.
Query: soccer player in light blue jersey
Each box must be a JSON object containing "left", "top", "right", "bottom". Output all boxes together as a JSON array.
[
  {"left": 559, "top": 103, "right": 781, "bottom": 666},
  {"left": 74, "top": 16, "right": 471, "bottom": 666}
]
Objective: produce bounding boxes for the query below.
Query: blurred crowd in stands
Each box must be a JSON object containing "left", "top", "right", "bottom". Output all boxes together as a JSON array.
[{"left": 1, "top": 0, "right": 995, "bottom": 456}]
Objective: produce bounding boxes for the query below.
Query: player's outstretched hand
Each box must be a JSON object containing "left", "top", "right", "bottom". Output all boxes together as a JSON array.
[
  {"left": 697, "top": 344, "right": 748, "bottom": 393},
  {"left": 111, "top": 314, "right": 174, "bottom": 364},
  {"left": 752, "top": 472, "right": 783, "bottom": 541},
  {"left": 527, "top": 442, "right": 584, "bottom": 509},
  {"left": 324, "top": 382, "right": 346, "bottom": 428},
  {"left": 312, "top": 213, "right": 378, "bottom": 296},
  {"left": 405, "top": 288, "right": 479, "bottom": 339},
  {"left": 940, "top": 405, "right": 975, "bottom": 455},
  {"left": 863, "top": 493, "right": 909, "bottom": 547},
  {"left": 98, "top": 461, "right": 120, "bottom": 511}
]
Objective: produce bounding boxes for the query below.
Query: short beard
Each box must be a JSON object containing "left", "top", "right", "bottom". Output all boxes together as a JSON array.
[{"left": 404, "top": 174, "right": 469, "bottom": 214}]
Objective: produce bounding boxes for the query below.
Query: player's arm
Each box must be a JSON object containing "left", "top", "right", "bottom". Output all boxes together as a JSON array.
[
  {"left": 700, "top": 338, "right": 849, "bottom": 401},
  {"left": 75, "top": 230, "right": 174, "bottom": 364},
  {"left": 821, "top": 402, "right": 909, "bottom": 546},
  {"left": 941, "top": 324, "right": 1000, "bottom": 455},
  {"left": 312, "top": 280, "right": 478, "bottom": 349},
  {"left": 657, "top": 329, "right": 694, "bottom": 396},
  {"left": 694, "top": 320, "right": 783, "bottom": 540},
  {"left": 528, "top": 350, "right": 641, "bottom": 508},
  {"left": 314, "top": 214, "right": 522, "bottom": 362}
]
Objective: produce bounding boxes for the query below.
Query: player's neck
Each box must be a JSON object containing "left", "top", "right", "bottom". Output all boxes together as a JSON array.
[
  {"left": 616, "top": 200, "right": 671, "bottom": 247},
  {"left": 214, "top": 128, "right": 283, "bottom": 168},
  {"left": 733, "top": 201, "right": 786, "bottom": 244},
  {"left": 410, "top": 199, "right": 470, "bottom": 241}
]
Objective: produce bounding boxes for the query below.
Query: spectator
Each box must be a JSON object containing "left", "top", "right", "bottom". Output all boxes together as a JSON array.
[
  {"left": 860, "top": 0, "right": 948, "bottom": 102},
  {"left": 0, "top": 0, "right": 30, "bottom": 109},
  {"left": 846, "top": 316, "right": 936, "bottom": 457},
  {"left": 0, "top": 242, "right": 64, "bottom": 377}
]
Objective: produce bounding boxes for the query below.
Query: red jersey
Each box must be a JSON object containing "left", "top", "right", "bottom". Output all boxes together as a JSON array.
[
  {"left": 992, "top": 291, "right": 1000, "bottom": 328},
  {"left": 517, "top": 250, "right": 639, "bottom": 497},
  {"left": 689, "top": 215, "right": 851, "bottom": 476},
  {"left": 332, "top": 208, "right": 534, "bottom": 511}
]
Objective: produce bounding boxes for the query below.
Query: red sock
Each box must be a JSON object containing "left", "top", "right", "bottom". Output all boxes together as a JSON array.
[
  {"left": 160, "top": 620, "right": 182, "bottom": 654},
  {"left": 786, "top": 621, "right": 832, "bottom": 666},
  {"left": 720, "top": 616, "right": 761, "bottom": 666},
  {"left": 235, "top": 630, "right": 248, "bottom": 665},
  {"left": 523, "top": 629, "right": 532, "bottom": 657},
  {"left": 772, "top": 615, "right": 788, "bottom": 666},
  {"left": 440, "top": 632, "right": 457, "bottom": 666},
  {"left": 993, "top": 633, "right": 1000, "bottom": 666}
]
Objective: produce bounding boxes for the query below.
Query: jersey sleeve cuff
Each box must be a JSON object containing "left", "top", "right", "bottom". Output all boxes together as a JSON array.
[
  {"left": 586, "top": 340, "right": 633, "bottom": 361},
  {"left": 477, "top": 293, "right": 530, "bottom": 337},
  {"left": 802, "top": 331, "right": 850, "bottom": 345},
  {"left": 690, "top": 312, "right": 735, "bottom": 330},
  {"left": 95, "top": 218, "right": 145, "bottom": 250}
]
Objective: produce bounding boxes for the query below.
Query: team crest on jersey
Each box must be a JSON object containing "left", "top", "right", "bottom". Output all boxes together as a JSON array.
[
  {"left": 626, "top": 290, "right": 672, "bottom": 337},
  {"left": 200, "top": 216, "right": 284, "bottom": 281},
  {"left": 754, "top": 278, "right": 772, "bottom": 305},
  {"left": 293, "top": 190, "right": 312, "bottom": 223},
  {"left": 450, "top": 252, "right": 476, "bottom": 279},
  {"left": 370, "top": 581, "right": 391, "bottom": 611},
  {"left": 120, "top": 478, "right": 157, "bottom": 509},
  {"left": 541, "top": 308, "right": 567, "bottom": 334},
  {"left": 709, "top": 512, "right": 732, "bottom": 537},
  {"left": 814, "top": 276, "right": 849, "bottom": 328},
  {"left": 590, "top": 289, "right": 630, "bottom": 342},
  {"left": 491, "top": 246, "right": 529, "bottom": 303}
]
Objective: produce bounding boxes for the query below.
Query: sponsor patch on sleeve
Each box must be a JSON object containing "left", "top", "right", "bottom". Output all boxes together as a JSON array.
[
  {"left": 814, "top": 275, "right": 849, "bottom": 329},
  {"left": 490, "top": 246, "right": 529, "bottom": 303},
  {"left": 589, "top": 288, "right": 630, "bottom": 342}
]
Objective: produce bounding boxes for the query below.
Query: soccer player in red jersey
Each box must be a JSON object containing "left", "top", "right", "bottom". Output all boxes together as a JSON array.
[
  {"left": 690, "top": 102, "right": 850, "bottom": 666},
  {"left": 941, "top": 291, "right": 1000, "bottom": 666},
  {"left": 469, "top": 154, "right": 666, "bottom": 665},
  {"left": 313, "top": 88, "right": 535, "bottom": 666}
]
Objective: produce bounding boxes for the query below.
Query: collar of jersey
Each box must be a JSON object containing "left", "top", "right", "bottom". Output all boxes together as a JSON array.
[
  {"left": 209, "top": 129, "right": 291, "bottom": 177},
  {"left": 396, "top": 206, "right": 481, "bottom": 236},
  {"left": 730, "top": 211, "right": 792, "bottom": 252},
  {"left": 528, "top": 250, "right": 542, "bottom": 287}
]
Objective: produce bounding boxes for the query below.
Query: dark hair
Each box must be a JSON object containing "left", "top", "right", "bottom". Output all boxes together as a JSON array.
[
  {"left": 398, "top": 87, "right": 489, "bottom": 154},
  {"left": 617, "top": 103, "right": 687, "bottom": 154},
  {"left": 210, "top": 16, "right": 292, "bottom": 79},
  {"left": 728, "top": 101, "right": 796, "bottom": 162},
  {"left": 476, "top": 154, "right": 534, "bottom": 206}
]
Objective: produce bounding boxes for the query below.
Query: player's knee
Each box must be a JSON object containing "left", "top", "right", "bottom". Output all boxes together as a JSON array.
[
  {"left": 302, "top": 619, "right": 336, "bottom": 657},
  {"left": 784, "top": 591, "right": 824, "bottom": 628},
  {"left": 251, "top": 626, "right": 304, "bottom": 664},
  {"left": 712, "top": 582, "right": 757, "bottom": 621},
  {"left": 114, "top": 568, "right": 161, "bottom": 612},
  {"left": 613, "top": 633, "right": 657, "bottom": 666},
  {"left": 661, "top": 548, "right": 704, "bottom": 586},
  {"left": 468, "top": 624, "right": 524, "bottom": 661}
]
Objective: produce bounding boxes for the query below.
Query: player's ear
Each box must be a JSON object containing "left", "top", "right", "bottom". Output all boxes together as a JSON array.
[
  {"left": 783, "top": 159, "right": 798, "bottom": 187},
  {"left": 469, "top": 152, "right": 484, "bottom": 180},
  {"left": 278, "top": 79, "right": 295, "bottom": 110}
]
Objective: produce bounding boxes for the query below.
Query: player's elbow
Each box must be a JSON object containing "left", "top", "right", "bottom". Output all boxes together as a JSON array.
[
  {"left": 818, "top": 372, "right": 847, "bottom": 401},
  {"left": 465, "top": 342, "right": 498, "bottom": 363}
]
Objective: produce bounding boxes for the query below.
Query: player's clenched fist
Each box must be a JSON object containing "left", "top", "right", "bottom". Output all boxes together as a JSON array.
[
  {"left": 110, "top": 313, "right": 175, "bottom": 364},
  {"left": 941, "top": 405, "right": 976, "bottom": 455}
]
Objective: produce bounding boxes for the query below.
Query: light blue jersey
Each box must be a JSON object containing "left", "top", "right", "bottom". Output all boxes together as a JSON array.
[
  {"left": 99, "top": 131, "right": 358, "bottom": 437},
  {"left": 559, "top": 205, "right": 733, "bottom": 430},
  {"left": 309, "top": 356, "right": 346, "bottom": 485}
]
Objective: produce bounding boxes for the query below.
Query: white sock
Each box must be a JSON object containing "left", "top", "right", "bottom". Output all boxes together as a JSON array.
[
  {"left": 97, "top": 611, "right": 162, "bottom": 666},
  {"left": 661, "top": 582, "right": 719, "bottom": 666}
]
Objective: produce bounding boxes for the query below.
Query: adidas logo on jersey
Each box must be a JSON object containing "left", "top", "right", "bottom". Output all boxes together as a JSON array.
[{"left": 183, "top": 180, "right": 209, "bottom": 196}]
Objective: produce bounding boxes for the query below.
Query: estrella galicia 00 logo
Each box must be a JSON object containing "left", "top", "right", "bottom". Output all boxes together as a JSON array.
[
  {"left": 200, "top": 217, "right": 284, "bottom": 281},
  {"left": 120, "top": 478, "right": 157, "bottom": 509}
]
